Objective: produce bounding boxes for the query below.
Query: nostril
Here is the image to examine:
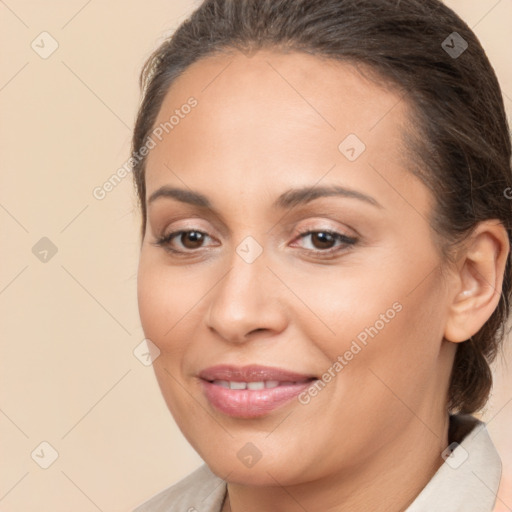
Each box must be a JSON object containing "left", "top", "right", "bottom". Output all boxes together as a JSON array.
[{"left": 247, "top": 328, "right": 266, "bottom": 336}]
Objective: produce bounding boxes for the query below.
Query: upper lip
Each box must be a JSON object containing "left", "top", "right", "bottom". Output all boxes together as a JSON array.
[{"left": 198, "top": 364, "right": 316, "bottom": 383}]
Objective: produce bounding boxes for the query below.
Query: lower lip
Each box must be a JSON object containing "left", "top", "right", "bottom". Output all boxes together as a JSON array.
[{"left": 200, "top": 380, "right": 315, "bottom": 418}]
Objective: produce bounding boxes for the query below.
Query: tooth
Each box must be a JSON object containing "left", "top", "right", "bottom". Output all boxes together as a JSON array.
[
  {"left": 229, "top": 381, "right": 247, "bottom": 390},
  {"left": 247, "top": 381, "right": 265, "bottom": 390},
  {"left": 213, "top": 380, "right": 229, "bottom": 388},
  {"left": 265, "top": 381, "right": 280, "bottom": 388}
]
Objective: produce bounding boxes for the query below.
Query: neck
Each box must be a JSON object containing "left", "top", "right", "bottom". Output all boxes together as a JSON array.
[{"left": 223, "top": 413, "right": 450, "bottom": 512}]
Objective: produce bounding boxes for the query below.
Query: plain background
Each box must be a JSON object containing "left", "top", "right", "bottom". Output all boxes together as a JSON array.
[{"left": 0, "top": 1, "right": 511, "bottom": 510}]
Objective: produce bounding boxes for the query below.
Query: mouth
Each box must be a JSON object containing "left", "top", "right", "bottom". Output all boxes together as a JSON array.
[
  {"left": 198, "top": 365, "right": 318, "bottom": 418},
  {"left": 209, "top": 379, "right": 313, "bottom": 390},
  {"left": 198, "top": 364, "right": 317, "bottom": 382}
]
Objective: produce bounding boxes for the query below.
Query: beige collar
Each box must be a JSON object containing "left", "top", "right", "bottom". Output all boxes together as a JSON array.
[{"left": 405, "top": 414, "right": 501, "bottom": 511}]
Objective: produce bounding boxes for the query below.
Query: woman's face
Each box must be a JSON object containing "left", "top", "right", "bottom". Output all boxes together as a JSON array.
[{"left": 137, "top": 50, "right": 457, "bottom": 485}]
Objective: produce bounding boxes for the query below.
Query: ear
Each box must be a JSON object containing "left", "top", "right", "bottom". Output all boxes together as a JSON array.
[{"left": 444, "top": 220, "right": 510, "bottom": 343}]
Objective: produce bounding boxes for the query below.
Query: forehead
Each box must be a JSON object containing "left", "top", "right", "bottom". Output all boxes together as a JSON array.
[
  {"left": 144, "top": 49, "right": 425, "bottom": 213},
  {"left": 150, "top": 49, "right": 409, "bottom": 145}
]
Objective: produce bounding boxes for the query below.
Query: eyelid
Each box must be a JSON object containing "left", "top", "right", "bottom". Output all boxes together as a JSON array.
[
  {"left": 153, "top": 218, "right": 215, "bottom": 239},
  {"left": 288, "top": 219, "right": 357, "bottom": 241}
]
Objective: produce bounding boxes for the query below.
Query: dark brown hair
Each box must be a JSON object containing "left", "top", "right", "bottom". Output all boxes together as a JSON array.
[{"left": 131, "top": 0, "right": 512, "bottom": 414}]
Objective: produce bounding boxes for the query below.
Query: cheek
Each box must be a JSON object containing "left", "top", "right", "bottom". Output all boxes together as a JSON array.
[
  {"left": 299, "top": 254, "right": 448, "bottom": 393},
  {"left": 137, "top": 259, "right": 204, "bottom": 423},
  {"left": 296, "top": 272, "right": 448, "bottom": 456},
  {"left": 137, "top": 263, "right": 187, "bottom": 369},
  {"left": 276, "top": 259, "right": 410, "bottom": 361},
  {"left": 137, "top": 264, "right": 167, "bottom": 344},
  {"left": 346, "top": 265, "right": 449, "bottom": 416},
  {"left": 137, "top": 254, "right": 205, "bottom": 351}
]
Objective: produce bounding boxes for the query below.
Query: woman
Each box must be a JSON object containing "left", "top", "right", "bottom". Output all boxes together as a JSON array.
[{"left": 132, "top": 0, "right": 511, "bottom": 510}]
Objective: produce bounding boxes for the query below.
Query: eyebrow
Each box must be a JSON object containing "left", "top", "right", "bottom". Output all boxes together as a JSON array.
[{"left": 147, "top": 184, "right": 383, "bottom": 210}]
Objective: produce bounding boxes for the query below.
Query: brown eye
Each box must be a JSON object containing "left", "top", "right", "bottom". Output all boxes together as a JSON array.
[
  {"left": 309, "top": 232, "right": 336, "bottom": 250},
  {"left": 153, "top": 229, "right": 214, "bottom": 254},
  {"left": 179, "top": 231, "right": 206, "bottom": 249},
  {"left": 292, "top": 229, "right": 358, "bottom": 257}
]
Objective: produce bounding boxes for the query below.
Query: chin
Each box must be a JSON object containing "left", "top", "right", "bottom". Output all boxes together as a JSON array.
[{"left": 207, "top": 459, "right": 289, "bottom": 486}]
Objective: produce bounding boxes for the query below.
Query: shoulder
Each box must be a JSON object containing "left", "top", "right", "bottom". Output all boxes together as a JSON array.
[{"left": 133, "top": 464, "right": 227, "bottom": 512}]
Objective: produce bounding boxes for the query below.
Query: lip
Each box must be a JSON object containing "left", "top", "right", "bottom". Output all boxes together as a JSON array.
[
  {"left": 198, "top": 364, "right": 316, "bottom": 382},
  {"left": 198, "top": 365, "right": 317, "bottom": 418}
]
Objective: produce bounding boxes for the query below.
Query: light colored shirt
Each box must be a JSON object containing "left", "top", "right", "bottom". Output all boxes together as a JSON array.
[{"left": 133, "top": 415, "right": 501, "bottom": 512}]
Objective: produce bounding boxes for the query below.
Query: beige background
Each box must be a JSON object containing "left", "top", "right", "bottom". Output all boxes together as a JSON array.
[{"left": 0, "top": 1, "right": 511, "bottom": 510}]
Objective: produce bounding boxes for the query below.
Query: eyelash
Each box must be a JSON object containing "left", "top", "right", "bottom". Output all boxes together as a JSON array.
[{"left": 152, "top": 228, "right": 358, "bottom": 258}]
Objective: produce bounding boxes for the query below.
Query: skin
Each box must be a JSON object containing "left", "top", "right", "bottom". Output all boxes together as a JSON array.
[{"left": 136, "top": 49, "right": 509, "bottom": 511}]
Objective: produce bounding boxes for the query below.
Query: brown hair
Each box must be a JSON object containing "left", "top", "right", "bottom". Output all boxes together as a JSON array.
[{"left": 131, "top": 0, "right": 512, "bottom": 414}]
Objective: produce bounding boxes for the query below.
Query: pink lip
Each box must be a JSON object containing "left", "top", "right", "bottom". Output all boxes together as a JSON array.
[
  {"left": 198, "top": 365, "right": 317, "bottom": 418},
  {"left": 199, "top": 364, "right": 315, "bottom": 382}
]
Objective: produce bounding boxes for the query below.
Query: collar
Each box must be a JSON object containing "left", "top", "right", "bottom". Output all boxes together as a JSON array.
[{"left": 405, "top": 414, "right": 502, "bottom": 511}]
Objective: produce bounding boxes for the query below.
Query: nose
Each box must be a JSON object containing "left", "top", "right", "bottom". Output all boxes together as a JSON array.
[{"left": 205, "top": 244, "right": 288, "bottom": 344}]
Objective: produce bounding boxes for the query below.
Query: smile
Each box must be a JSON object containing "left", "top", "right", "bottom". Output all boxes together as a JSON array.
[
  {"left": 198, "top": 365, "right": 317, "bottom": 418},
  {"left": 211, "top": 380, "right": 310, "bottom": 390}
]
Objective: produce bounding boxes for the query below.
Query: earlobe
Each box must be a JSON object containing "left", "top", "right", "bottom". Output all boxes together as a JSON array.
[{"left": 444, "top": 220, "right": 509, "bottom": 344}]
